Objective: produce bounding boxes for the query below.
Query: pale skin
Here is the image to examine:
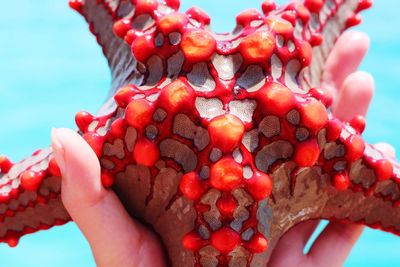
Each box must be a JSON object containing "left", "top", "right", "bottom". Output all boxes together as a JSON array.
[{"left": 51, "top": 31, "right": 396, "bottom": 267}]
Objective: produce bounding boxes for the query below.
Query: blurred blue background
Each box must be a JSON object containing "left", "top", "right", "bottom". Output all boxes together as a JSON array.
[{"left": 0, "top": 0, "right": 399, "bottom": 266}]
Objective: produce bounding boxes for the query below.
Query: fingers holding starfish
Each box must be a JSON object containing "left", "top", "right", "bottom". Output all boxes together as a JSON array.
[
  {"left": 322, "top": 30, "right": 370, "bottom": 96},
  {"left": 51, "top": 128, "right": 166, "bottom": 267},
  {"left": 333, "top": 71, "right": 374, "bottom": 121},
  {"left": 322, "top": 30, "right": 374, "bottom": 120},
  {"left": 307, "top": 221, "right": 364, "bottom": 266},
  {"left": 268, "top": 220, "right": 320, "bottom": 267}
]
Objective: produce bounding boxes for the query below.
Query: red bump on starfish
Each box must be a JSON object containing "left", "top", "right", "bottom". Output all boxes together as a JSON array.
[
  {"left": 100, "top": 171, "right": 114, "bottom": 188},
  {"left": 297, "top": 41, "right": 313, "bottom": 66},
  {"left": 113, "top": 18, "right": 132, "bottom": 38},
  {"left": 181, "top": 29, "right": 216, "bottom": 62},
  {"left": 164, "top": 0, "right": 181, "bottom": 10},
  {"left": 157, "top": 12, "right": 188, "bottom": 35},
  {"left": 299, "top": 97, "right": 328, "bottom": 134},
  {"left": 75, "top": 111, "right": 94, "bottom": 132},
  {"left": 125, "top": 99, "right": 154, "bottom": 130},
  {"left": 185, "top": 6, "right": 211, "bottom": 26},
  {"left": 68, "top": 0, "right": 83, "bottom": 14},
  {"left": 261, "top": 0, "right": 277, "bottom": 15},
  {"left": 0, "top": 156, "right": 13, "bottom": 173},
  {"left": 308, "top": 87, "right": 333, "bottom": 108},
  {"left": 245, "top": 171, "right": 273, "bottom": 200},
  {"left": 20, "top": 170, "right": 45, "bottom": 192},
  {"left": 371, "top": 159, "right": 394, "bottom": 181},
  {"left": 48, "top": 157, "right": 62, "bottom": 177},
  {"left": 114, "top": 85, "right": 137, "bottom": 108},
  {"left": 285, "top": 3, "right": 311, "bottom": 23},
  {"left": 132, "top": 0, "right": 159, "bottom": 16},
  {"left": 265, "top": 17, "right": 294, "bottom": 36},
  {"left": 109, "top": 118, "right": 127, "bottom": 138},
  {"left": 245, "top": 233, "right": 268, "bottom": 253},
  {"left": 258, "top": 82, "right": 296, "bottom": 116},
  {"left": 293, "top": 139, "right": 320, "bottom": 167},
  {"left": 182, "top": 231, "right": 205, "bottom": 251},
  {"left": 346, "top": 13, "right": 362, "bottom": 28},
  {"left": 82, "top": 132, "right": 104, "bottom": 157},
  {"left": 350, "top": 115, "right": 366, "bottom": 134},
  {"left": 131, "top": 35, "right": 156, "bottom": 62},
  {"left": 304, "top": 0, "right": 324, "bottom": 13},
  {"left": 208, "top": 114, "right": 245, "bottom": 153},
  {"left": 216, "top": 193, "right": 238, "bottom": 218},
  {"left": 356, "top": 0, "right": 373, "bottom": 13},
  {"left": 239, "top": 31, "right": 276, "bottom": 64},
  {"left": 326, "top": 118, "right": 343, "bottom": 142},
  {"left": 133, "top": 138, "right": 159, "bottom": 167},
  {"left": 332, "top": 172, "right": 351, "bottom": 191},
  {"left": 158, "top": 79, "right": 195, "bottom": 113},
  {"left": 344, "top": 134, "right": 365, "bottom": 162},
  {"left": 180, "top": 172, "right": 208, "bottom": 201},
  {"left": 210, "top": 227, "right": 241, "bottom": 254},
  {"left": 236, "top": 9, "right": 264, "bottom": 27},
  {"left": 210, "top": 158, "right": 243, "bottom": 191},
  {"left": 124, "top": 29, "right": 142, "bottom": 45}
]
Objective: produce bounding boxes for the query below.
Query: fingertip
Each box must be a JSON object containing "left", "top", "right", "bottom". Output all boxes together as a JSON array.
[
  {"left": 308, "top": 221, "right": 364, "bottom": 265},
  {"left": 333, "top": 71, "right": 374, "bottom": 121},
  {"left": 323, "top": 31, "right": 370, "bottom": 90},
  {"left": 51, "top": 127, "right": 103, "bottom": 207}
]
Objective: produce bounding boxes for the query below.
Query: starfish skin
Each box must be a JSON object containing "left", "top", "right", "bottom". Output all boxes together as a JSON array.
[{"left": 1, "top": 0, "right": 400, "bottom": 266}]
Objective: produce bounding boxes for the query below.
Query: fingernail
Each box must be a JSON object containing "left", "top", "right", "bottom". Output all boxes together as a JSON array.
[{"left": 51, "top": 128, "right": 66, "bottom": 175}]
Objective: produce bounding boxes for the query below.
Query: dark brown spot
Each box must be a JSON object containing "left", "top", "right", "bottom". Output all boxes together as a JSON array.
[{"left": 259, "top": 115, "right": 280, "bottom": 138}]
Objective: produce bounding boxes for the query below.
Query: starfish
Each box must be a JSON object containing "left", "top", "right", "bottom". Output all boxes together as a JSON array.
[{"left": 0, "top": 0, "right": 399, "bottom": 266}]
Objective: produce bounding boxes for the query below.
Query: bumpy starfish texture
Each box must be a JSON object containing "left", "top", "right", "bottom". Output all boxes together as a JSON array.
[{"left": 1, "top": 0, "right": 399, "bottom": 266}]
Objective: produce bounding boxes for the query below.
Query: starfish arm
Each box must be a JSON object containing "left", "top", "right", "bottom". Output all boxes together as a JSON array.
[
  {"left": 289, "top": 0, "right": 373, "bottom": 87},
  {"left": 262, "top": 133, "right": 400, "bottom": 264},
  {"left": 0, "top": 150, "right": 69, "bottom": 247}
]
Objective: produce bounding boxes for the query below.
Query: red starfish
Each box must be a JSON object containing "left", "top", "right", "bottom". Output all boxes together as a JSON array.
[{"left": 1, "top": 0, "right": 399, "bottom": 266}]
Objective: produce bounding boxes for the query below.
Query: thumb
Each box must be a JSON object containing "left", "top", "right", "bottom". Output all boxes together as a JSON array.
[{"left": 51, "top": 128, "right": 165, "bottom": 267}]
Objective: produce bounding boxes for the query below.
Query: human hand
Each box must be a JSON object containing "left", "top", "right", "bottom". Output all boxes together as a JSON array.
[{"left": 269, "top": 31, "right": 396, "bottom": 267}]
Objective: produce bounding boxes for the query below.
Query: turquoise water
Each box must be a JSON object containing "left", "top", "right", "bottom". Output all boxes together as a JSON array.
[{"left": 0, "top": 1, "right": 399, "bottom": 266}]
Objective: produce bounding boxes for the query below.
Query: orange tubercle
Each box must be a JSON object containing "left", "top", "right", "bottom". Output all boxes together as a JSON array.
[
  {"left": 182, "top": 231, "right": 204, "bottom": 251},
  {"left": 114, "top": 85, "right": 137, "bottom": 108},
  {"left": 158, "top": 79, "right": 195, "bottom": 113},
  {"left": 293, "top": 139, "right": 320, "bottom": 167},
  {"left": 48, "top": 157, "right": 61, "bottom": 177},
  {"left": 211, "top": 227, "right": 241, "bottom": 254},
  {"left": 239, "top": 31, "right": 275, "bottom": 63},
  {"left": 181, "top": 29, "right": 216, "bottom": 62},
  {"left": 344, "top": 135, "right": 365, "bottom": 162},
  {"left": 333, "top": 172, "right": 350, "bottom": 191},
  {"left": 258, "top": 83, "right": 295, "bottom": 116},
  {"left": 208, "top": 114, "right": 245, "bottom": 153},
  {"left": 210, "top": 158, "right": 243, "bottom": 191},
  {"left": 180, "top": 172, "right": 208, "bottom": 201},
  {"left": 20, "top": 170, "right": 45, "bottom": 191},
  {"left": 299, "top": 98, "right": 328, "bottom": 134},
  {"left": 245, "top": 233, "right": 268, "bottom": 253},
  {"left": 265, "top": 17, "right": 294, "bottom": 36},
  {"left": 158, "top": 12, "right": 188, "bottom": 35},
  {"left": 125, "top": 99, "right": 154, "bottom": 130},
  {"left": 245, "top": 171, "right": 272, "bottom": 200},
  {"left": 133, "top": 139, "right": 159, "bottom": 167},
  {"left": 373, "top": 159, "right": 393, "bottom": 181},
  {"left": 0, "top": 156, "right": 13, "bottom": 173},
  {"left": 216, "top": 193, "right": 238, "bottom": 217}
]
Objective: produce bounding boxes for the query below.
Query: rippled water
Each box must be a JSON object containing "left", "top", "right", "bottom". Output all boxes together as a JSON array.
[{"left": 0, "top": 1, "right": 398, "bottom": 266}]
